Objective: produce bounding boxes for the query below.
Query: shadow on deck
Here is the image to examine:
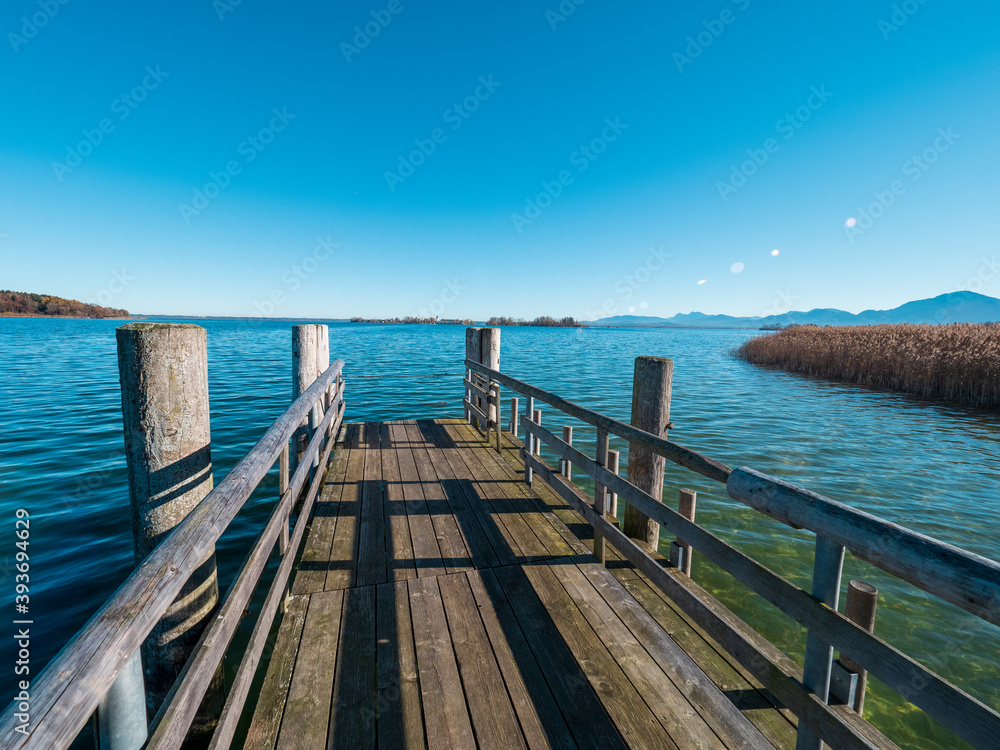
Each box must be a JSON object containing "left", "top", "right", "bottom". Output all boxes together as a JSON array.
[{"left": 244, "top": 419, "right": 795, "bottom": 750}]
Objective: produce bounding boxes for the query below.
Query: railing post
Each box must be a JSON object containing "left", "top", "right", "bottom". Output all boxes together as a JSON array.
[
  {"left": 669, "top": 489, "right": 696, "bottom": 576},
  {"left": 524, "top": 396, "right": 534, "bottom": 486},
  {"left": 510, "top": 397, "right": 519, "bottom": 437},
  {"left": 532, "top": 409, "right": 541, "bottom": 455},
  {"left": 97, "top": 651, "right": 147, "bottom": 750},
  {"left": 839, "top": 580, "right": 878, "bottom": 716},
  {"left": 593, "top": 427, "right": 609, "bottom": 564},
  {"left": 606, "top": 449, "right": 619, "bottom": 519},
  {"left": 623, "top": 356, "right": 673, "bottom": 552},
  {"left": 115, "top": 322, "right": 223, "bottom": 741},
  {"left": 278, "top": 443, "right": 290, "bottom": 556},
  {"left": 560, "top": 426, "right": 573, "bottom": 479},
  {"left": 797, "top": 534, "right": 846, "bottom": 750},
  {"left": 493, "top": 384, "right": 502, "bottom": 453},
  {"left": 291, "top": 324, "right": 318, "bottom": 479}
]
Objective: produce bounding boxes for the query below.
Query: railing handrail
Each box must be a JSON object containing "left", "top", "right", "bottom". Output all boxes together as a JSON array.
[
  {"left": 465, "top": 358, "right": 732, "bottom": 483},
  {"left": 467, "top": 358, "right": 1000, "bottom": 627},
  {"left": 1, "top": 359, "right": 344, "bottom": 750}
]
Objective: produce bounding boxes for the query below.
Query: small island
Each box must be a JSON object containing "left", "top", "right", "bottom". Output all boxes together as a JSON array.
[{"left": 1, "top": 290, "right": 130, "bottom": 319}]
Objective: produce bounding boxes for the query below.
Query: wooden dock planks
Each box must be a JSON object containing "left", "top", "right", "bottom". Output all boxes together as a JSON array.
[{"left": 254, "top": 419, "right": 785, "bottom": 750}]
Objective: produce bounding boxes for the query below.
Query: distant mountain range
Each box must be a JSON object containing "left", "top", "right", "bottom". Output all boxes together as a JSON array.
[{"left": 588, "top": 291, "right": 1000, "bottom": 329}]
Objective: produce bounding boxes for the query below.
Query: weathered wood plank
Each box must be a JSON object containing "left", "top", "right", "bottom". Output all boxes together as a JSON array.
[
  {"left": 465, "top": 570, "right": 577, "bottom": 750},
  {"left": 244, "top": 594, "right": 309, "bottom": 750},
  {"left": 391, "top": 422, "right": 447, "bottom": 578},
  {"left": 408, "top": 576, "right": 477, "bottom": 750},
  {"left": 356, "top": 422, "right": 387, "bottom": 586},
  {"left": 489, "top": 566, "right": 628, "bottom": 750},
  {"left": 520, "top": 563, "right": 679, "bottom": 750},
  {"left": 416, "top": 420, "right": 502, "bottom": 570},
  {"left": 438, "top": 573, "right": 528, "bottom": 750},
  {"left": 276, "top": 590, "right": 344, "bottom": 750},
  {"left": 574, "top": 563, "right": 775, "bottom": 750},
  {"left": 292, "top": 423, "right": 353, "bottom": 595},
  {"left": 548, "top": 562, "right": 729, "bottom": 750},
  {"left": 326, "top": 423, "right": 366, "bottom": 591},
  {"left": 379, "top": 423, "right": 416, "bottom": 582},
  {"left": 403, "top": 421, "right": 474, "bottom": 572},
  {"left": 329, "top": 585, "right": 378, "bottom": 750},
  {"left": 375, "top": 581, "right": 425, "bottom": 750}
]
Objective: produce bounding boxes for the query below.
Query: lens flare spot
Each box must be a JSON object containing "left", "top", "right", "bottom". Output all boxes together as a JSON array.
[
  {"left": 697, "top": 279, "right": 708, "bottom": 285},
  {"left": 731, "top": 262, "right": 745, "bottom": 273},
  {"left": 845, "top": 217, "right": 858, "bottom": 228},
  {"left": 770, "top": 249, "right": 780, "bottom": 257},
  {"left": 628, "top": 306, "right": 636, "bottom": 313},
  {"left": 639, "top": 301, "right": 648, "bottom": 309}
]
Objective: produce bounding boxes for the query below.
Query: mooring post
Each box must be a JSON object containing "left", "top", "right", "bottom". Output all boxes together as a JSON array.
[
  {"left": 623, "top": 356, "right": 673, "bottom": 551},
  {"left": 480, "top": 327, "right": 501, "bottom": 437},
  {"left": 670, "top": 489, "right": 697, "bottom": 576},
  {"left": 465, "top": 327, "right": 482, "bottom": 427},
  {"left": 291, "top": 324, "right": 318, "bottom": 479},
  {"left": 510, "top": 397, "right": 519, "bottom": 437},
  {"left": 606, "top": 449, "right": 620, "bottom": 519},
  {"left": 560, "top": 426, "right": 573, "bottom": 479},
  {"left": 840, "top": 580, "right": 878, "bottom": 716},
  {"left": 115, "top": 322, "right": 223, "bottom": 744},
  {"left": 797, "top": 534, "right": 846, "bottom": 750}
]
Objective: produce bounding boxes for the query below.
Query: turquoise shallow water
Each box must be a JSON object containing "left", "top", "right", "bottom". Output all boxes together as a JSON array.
[{"left": 1, "top": 318, "right": 997, "bottom": 749}]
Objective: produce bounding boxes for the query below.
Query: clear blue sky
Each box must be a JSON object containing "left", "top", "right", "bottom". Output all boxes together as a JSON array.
[{"left": 1, "top": 0, "right": 998, "bottom": 320}]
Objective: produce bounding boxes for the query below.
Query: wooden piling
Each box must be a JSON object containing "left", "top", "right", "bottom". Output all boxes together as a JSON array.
[
  {"left": 623, "top": 356, "right": 673, "bottom": 551},
  {"left": 560, "top": 425, "right": 573, "bottom": 479},
  {"left": 115, "top": 322, "right": 223, "bottom": 733},
  {"left": 607, "top": 449, "right": 619, "bottom": 518},
  {"left": 292, "top": 325, "right": 318, "bottom": 476},
  {"left": 480, "top": 327, "right": 501, "bottom": 431},
  {"left": 840, "top": 580, "right": 878, "bottom": 716}
]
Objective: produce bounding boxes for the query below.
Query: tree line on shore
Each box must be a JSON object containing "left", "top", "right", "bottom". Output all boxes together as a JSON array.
[
  {"left": 0, "top": 290, "right": 128, "bottom": 318},
  {"left": 350, "top": 315, "right": 581, "bottom": 327}
]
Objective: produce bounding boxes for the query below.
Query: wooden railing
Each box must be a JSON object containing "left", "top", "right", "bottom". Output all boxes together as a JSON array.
[
  {"left": 1, "top": 361, "right": 346, "bottom": 750},
  {"left": 466, "top": 357, "right": 1000, "bottom": 750}
]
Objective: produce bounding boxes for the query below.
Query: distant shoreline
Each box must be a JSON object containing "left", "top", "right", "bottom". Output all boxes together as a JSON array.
[{"left": 0, "top": 313, "right": 142, "bottom": 320}]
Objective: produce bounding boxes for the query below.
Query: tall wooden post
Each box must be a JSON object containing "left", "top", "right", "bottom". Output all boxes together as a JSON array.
[
  {"left": 315, "top": 323, "right": 330, "bottom": 424},
  {"left": 840, "top": 580, "right": 878, "bottom": 716},
  {"left": 480, "top": 327, "right": 500, "bottom": 431},
  {"left": 623, "top": 356, "right": 673, "bottom": 551},
  {"left": 116, "top": 323, "right": 223, "bottom": 738},
  {"left": 291, "top": 324, "right": 318, "bottom": 477}
]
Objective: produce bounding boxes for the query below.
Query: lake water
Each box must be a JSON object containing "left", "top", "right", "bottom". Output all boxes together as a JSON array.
[{"left": 1, "top": 318, "right": 997, "bottom": 749}]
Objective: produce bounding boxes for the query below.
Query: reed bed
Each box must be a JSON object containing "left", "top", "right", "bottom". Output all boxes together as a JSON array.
[{"left": 732, "top": 323, "right": 1000, "bottom": 408}]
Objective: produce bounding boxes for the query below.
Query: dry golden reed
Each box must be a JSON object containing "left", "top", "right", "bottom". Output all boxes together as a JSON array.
[{"left": 732, "top": 323, "right": 1000, "bottom": 408}]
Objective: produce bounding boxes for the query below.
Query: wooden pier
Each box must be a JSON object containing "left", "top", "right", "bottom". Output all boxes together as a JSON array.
[
  {"left": 3, "top": 324, "right": 999, "bottom": 750},
  {"left": 247, "top": 419, "right": 784, "bottom": 750}
]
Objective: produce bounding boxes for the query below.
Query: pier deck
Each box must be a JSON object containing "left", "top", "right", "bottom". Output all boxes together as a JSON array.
[{"left": 247, "top": 419, "right": 793, "bottom": 750}]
